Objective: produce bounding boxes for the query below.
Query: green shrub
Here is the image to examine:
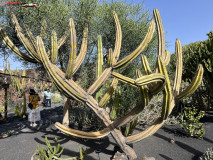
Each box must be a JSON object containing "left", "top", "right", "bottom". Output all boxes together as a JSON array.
[
  {"left": 199, "top": 147, "right": 213, "bottom": 160},
  {"left": 0, "top": 104, "right": 11, "bottom": 114},
  {"left": 179, "top": 107, "right": 205, "bottom": 139},
  {"left": 51, "top": 93, "right": 64, "bottom": 103},
  {"left": 14, "top": 103, "right": 21, "bottom": 117}
]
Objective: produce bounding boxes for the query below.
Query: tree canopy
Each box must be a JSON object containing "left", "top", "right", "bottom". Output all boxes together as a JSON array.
[{"left": 0, "top": 0, "right": 157, "bottom": 69}]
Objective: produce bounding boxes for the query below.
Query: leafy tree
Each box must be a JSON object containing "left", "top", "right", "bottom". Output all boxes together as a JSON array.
[{"left": 0, "top": 0, "right": 158, "bottom": 121}]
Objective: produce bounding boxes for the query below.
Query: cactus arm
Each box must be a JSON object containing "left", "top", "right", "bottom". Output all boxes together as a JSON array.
[
  {"left": 111, "top": 72, "right": 165, "bottom": 88},
  {"left": 128, "top": 118, "right": 138, "bottom": 136},
  {"left": 66, "top": 18, "right": 77, "bottom": 79},
  {"left": 84, "top": 95, "right": 137, "bottom": 159},
  {"left": 24, "top": 24, "right": 37, "bottom": 51},
  {"left": 141, "top": 55, "right": 164, "bottom": 95},
  {"left": 108, "top": 48, "right": 114, "bottom": 67},
  {"left": 99, "top": 78, "right": 118, "bottom": 107},
  {"left": 46, "top": 31, "right": 70, "bottom": 57},
  {"left": 157, "top": 57, "right": 172, "bottom": 119},
  {"left": 9, "top": 8, "right": 40, "bottom": 61},
  {"left": 112, "top": 99, "right": 145, "bottom": 129},
  {"left": 96, "top": 35, "right": 104, "bottom": 101},
  {"left": 87, "top": 68, "right": 112, "bottom": 95},
  {"left": 96, "top": 35, "right": 103, "bottom": 79},
  {"left": 55, "top": 122, "right": 110, "bottom": 139},
  {"left": 37, "top": 36, "right": 86, "bottom": 101},
  {"left": 73, "top": 24, "right": 88, "bottom": 74},
  {"left": 110, "top": 70, "right": 148, "bottom": 128},
  {"left": 40, "top": 19, "right": 47, "bottom": 39},
  {"left": 176, "top": 64, "right": 203, "bottom": 100},
  {"left": 52, "top": 65, "right": 87, "bottom": 97},
  {"left": 136, "top": 69, "right": 149, "bottom": 106},
  {"left": 0, "top": 28, "right": 37, "bottom": 63},
  {"left": 9, "top": 7, "right": 22, "bottom": 33},
  {"left": 51, "top": 30, "right": 58, "bottom": 64},
  {"left": 17, "top": 32, "right": 40, "bottom": 62},
  {"left": 113, "top": 19, "right": 155, "bottom": 69},
  {"left": 173, "top": 39, "right": 183, "bottom": 97},
  {"left": 164, "top": 50, "right": 170, "bottom": 66},
  {"left": 21, "top": 70, "right": 26, "bottom": 91},
  {"left": 153, "top": 8, "right": 165, "bottom": 59},
  {"left": 141, "top": 55, "right": 152, "bottom": 75},
  {"left": 135, "top": 73, "right": 165, "bottom": 86},
  {"left": 111, "top": 72, "right": 136, "bottom": 87},
  {"left": 57, "top": 31, "right": 70, "bottom": 49},
  {"left": 126, "top": 117, "right": 164, "bottom": 143},
  {"left": 112, "top": 11, "right": 122, "bottom": 62}
]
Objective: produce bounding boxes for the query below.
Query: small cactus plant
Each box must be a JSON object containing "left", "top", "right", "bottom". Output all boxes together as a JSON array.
[
  {"left": 33, "top": 136, "right": 87, "bottom": 160},
  {"left": 179, "top": 107, "right": 205, "bottom": 139},
  {"left": 199, "top": 147, "right": 213, "bottom": 160}
]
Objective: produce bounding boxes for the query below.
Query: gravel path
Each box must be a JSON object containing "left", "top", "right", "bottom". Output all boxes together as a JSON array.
[{"left": 0, "top": 103, "right": 213, "bottom": 160}]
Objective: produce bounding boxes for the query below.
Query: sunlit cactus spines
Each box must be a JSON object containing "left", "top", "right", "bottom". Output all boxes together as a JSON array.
[
  {"left": 96, "top": 35, "right": 104, "bottom": 101},
  {"left": 0, "top": 7, "right": 204, "bottom": 159}
]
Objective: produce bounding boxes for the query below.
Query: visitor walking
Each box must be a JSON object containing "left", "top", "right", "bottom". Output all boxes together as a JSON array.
[
  {"left": 28, "top": 89, "right": 41, "bottom": 127},
  {"left": 42, "top": 89, "right": 47, "bottom": 107},
  {"left": 45, "top": 89, "right": 52, "bottom": 107}
]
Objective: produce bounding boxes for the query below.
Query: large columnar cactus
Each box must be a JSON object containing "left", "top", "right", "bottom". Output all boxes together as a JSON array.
[
  {"left": 7, "top": 65, "right": 27, "bottom": 115},
  {"left": 0, "top": 8, "right": 204, "bottom": 159}
]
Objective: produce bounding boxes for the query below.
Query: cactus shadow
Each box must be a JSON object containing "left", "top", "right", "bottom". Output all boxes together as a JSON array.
[
  {"left": 200, "top": 114, "right": 213, "bottom": 123},
  {"left": 203, "top": 137, "right": 213, "bottom": 144},
  {"left": 159, "top": 154, "right": 173, "bottom": 160},
  {"left": 161, "top": 126, "right": 187, "bottom": 138},
  {"left": 154, "top": 133, "right": 203, "bottom": 160}
]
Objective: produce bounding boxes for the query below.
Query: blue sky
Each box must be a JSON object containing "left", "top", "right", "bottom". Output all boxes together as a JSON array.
[
  {"left": 141, "top": 0, "right": 213, "bottom": 53},
  {"left": 1, "top": 0, "right": 213, "bottom": 70}
]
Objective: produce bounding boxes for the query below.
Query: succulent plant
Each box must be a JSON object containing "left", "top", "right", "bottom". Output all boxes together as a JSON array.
[{"left": 0, "top": 7, "right": 204, "bottom": 159}]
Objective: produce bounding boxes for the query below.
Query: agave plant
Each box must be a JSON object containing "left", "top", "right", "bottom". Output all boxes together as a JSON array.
[{"left": 0, "top": 7, "right": 204, "bottom": 159}]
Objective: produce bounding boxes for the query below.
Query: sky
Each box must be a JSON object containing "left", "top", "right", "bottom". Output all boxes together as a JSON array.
[{"left": 1, "top": 0, "right": 213, "bottom": 70}]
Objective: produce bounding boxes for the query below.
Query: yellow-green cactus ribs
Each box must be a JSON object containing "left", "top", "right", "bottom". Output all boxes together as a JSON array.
[{"left": 65, "top": 18, "right": 77, "bottom": 79}]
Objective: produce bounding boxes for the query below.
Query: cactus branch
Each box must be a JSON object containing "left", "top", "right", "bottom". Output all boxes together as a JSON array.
[
  {"left": 176, "top": 64, "right": 203, "bottom": 100},
  {"left": 51, "top": 30, "right": 58, "bottom": 64},
  {"left": 73, "top": 24, "right": 88, "bottom": 74},
  {"left": 66, "top": 18, "right": 77, "bottom": 79},
  {"left": 112, "top": 11, "right": 122, "bottom": 62},
  {"left": 113, "top": 19, "right": 155, "bottom": 69},
  {"left": 0, "top": 28, "right": 37, "bottom": 63},
  {"left": 153, "top": 8, "right": 165, "bottom": 59},
  {"left": 173, "top": 39, "right": 183, "bottom": 97}
]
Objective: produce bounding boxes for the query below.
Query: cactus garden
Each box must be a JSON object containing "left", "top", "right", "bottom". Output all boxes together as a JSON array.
[{"left": 0, "top": 0, "right": 213, "bottom": 160}]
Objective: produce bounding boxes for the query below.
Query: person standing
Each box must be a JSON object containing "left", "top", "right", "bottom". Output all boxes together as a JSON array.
[
  {"left": 28, "top": 89, "right": 41, "bottom": 127},
  {"left": 43, "top": 89, "right": 47, "bottom": 107},
  {"left": 45, "top": 89, "right": 52, "bottom": 107}
]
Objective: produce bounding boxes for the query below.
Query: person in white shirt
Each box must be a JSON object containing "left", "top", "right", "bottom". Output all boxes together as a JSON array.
[{"left": 45, "top": 89, "right": 52, "bottom": 107}]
